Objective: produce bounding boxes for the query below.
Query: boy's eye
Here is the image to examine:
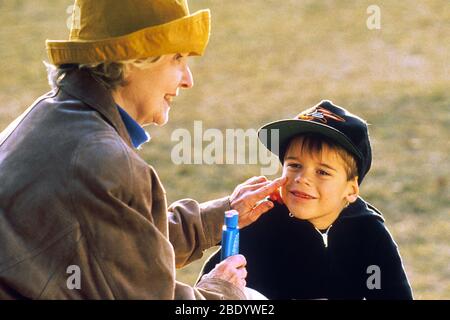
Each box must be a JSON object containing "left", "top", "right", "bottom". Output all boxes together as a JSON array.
[
  {"left": 317, "top": 169, "right": 330, "bottom": 176},
  {"left": 287, "top": 163, "right": 301, "bottom": 169}
]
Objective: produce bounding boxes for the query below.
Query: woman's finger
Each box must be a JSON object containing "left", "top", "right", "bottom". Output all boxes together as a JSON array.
[
  {"left": 249, "top": 177, "right": 287, "bottom": 203},
  {"left": 239, "top": 180, "right": 271, "bottom": 192},
  {"left": 246, "top": 200, "right": 274, "bottom": 223},
  {"left": 242, "top": 176, "right": 268, "bottom": 186},
  {"left": 223, "top": 254, "right": 247, "bottom": 269},
  {"left": 237, "top": 267, "right": 248, "bottom": 280}
]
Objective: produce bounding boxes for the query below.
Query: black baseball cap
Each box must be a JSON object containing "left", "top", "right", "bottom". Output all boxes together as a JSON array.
[{"left": 258, "top": 100, "right": 372, "bottom": 184}]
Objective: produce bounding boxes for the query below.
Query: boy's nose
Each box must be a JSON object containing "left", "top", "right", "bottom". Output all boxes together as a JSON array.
[{"left": 294, "top": 173, "right": 312, "bottom": 186}]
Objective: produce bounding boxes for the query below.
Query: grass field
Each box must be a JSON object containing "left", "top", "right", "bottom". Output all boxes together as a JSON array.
[{"left": 0, "top": 0, "right": 449, "bottom": 299}]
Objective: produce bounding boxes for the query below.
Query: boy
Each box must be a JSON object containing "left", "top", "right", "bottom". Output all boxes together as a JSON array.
[{"left": 200, "top": 100, "right": 413, "bottom": 299}]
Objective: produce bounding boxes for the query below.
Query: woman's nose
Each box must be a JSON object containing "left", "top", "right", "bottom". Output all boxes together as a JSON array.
[{"left": 180, "top": 65, "right": 194, "bottom": 89}]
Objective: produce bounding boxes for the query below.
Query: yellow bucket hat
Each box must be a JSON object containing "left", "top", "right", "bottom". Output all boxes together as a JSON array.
[{"left": 46, "top": 0, "right": 211, "bottom": 65}]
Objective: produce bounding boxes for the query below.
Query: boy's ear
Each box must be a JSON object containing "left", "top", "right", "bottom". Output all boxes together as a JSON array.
[{"left": 345, "top": 177, "right": 359, "bottom": 203}]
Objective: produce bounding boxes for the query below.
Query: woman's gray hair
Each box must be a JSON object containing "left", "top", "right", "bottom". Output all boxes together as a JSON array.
[{"left": 45, "top": 56, "right": 160, "bottom": 91}]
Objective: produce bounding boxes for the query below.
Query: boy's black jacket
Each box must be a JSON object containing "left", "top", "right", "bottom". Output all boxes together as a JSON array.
[{"left": 200, "top": 197, "right": 413, "bottom": 300}]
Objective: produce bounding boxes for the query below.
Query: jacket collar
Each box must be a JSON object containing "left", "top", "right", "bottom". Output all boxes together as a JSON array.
[
  {"left": 117, "top": 105, "right": 151, "bottom": 149},
  {"left": 58, "top": 69, "right": 133, "bottom": 148}
]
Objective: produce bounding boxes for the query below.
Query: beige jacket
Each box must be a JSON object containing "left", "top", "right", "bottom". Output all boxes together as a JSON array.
[{"left": 0, "top": 69, "right": 245, "bottom": 300}]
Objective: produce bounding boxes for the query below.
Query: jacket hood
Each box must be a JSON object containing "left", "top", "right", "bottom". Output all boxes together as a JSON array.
[{"left": 338, "top": 196, "right": 384, "bottom": 222}]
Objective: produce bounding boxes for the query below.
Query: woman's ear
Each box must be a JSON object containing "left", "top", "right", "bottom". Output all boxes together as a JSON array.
[{"left": 345, "top": 177, "right": 359, "bottom": 203}]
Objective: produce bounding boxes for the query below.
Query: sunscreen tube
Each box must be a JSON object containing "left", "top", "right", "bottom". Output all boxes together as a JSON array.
[{"left": 220, "top": 210, "right": 239, "bottom": 260}]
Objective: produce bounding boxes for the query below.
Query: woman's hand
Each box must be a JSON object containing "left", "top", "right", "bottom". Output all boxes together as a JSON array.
[
  {"left": 230, "top": 176, "right": 287, "bottom": 228},
  {"left": 200, "top": 254, "right": 248, "bottom": 290}
]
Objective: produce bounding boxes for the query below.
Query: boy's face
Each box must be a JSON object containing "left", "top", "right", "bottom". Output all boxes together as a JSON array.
[{"left": 280, "top": 137, "right": 359, "bottom": 229}]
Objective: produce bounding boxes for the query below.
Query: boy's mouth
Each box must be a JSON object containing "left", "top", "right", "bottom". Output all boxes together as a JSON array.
[{"left": 289, "top": 190, "right": 317, "bottom": 200}]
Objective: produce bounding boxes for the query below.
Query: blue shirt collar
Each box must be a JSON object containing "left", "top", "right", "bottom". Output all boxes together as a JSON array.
[{"left": 117, "top": 105, "right": 151, "bottom": 149}]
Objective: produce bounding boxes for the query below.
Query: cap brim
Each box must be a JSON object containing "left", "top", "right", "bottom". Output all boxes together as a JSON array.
[
  {"left": 46, "top": 9, "right": 211, "bottom": 65},
  {"left": 258, "top": 119, "right": 363, "bottom": 162}
]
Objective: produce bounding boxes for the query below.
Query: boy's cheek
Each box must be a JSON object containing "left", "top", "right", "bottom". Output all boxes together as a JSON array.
[
  {"left": 279, "top": 186, "right": 289, "bottom": 204},
  {"left": 280, "top": 185, "right": 287, "bottom": 198},
  {"left": 276, "top": 171, "right": 294, "bottom": 204},
  {"left": 268, "top": 185, "right": 285, "bottom": 204}
]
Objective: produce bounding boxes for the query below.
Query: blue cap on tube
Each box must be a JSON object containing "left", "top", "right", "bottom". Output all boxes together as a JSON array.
[
  {"left": 224, "top": 210, "right": 239, "bottom": 228},
  {"left": 221, "top": 210, "right": 239, "bottom": 260}
]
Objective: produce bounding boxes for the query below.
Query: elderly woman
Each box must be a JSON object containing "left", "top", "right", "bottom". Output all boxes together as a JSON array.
[{"left": 0, "top": 0, "right": 285, "bottom": 299}]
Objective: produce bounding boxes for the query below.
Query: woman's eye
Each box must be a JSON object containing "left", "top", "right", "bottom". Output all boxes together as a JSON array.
[{"left": 175, "top": 53, "right": 184, "bottom": 61}]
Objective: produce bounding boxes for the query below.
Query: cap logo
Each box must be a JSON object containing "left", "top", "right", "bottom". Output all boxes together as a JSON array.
[{"left": 297, "top": 107, "right": 345, "bottom": 124}]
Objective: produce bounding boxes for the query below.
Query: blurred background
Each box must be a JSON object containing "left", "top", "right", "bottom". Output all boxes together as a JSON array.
[{"left": 0, "top": 0, "right": 448, "bottom": 299}]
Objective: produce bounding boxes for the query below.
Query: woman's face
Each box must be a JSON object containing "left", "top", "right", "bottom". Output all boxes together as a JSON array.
[{"left": 117, "top": 53, "right": 193, "bottom": 126}]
